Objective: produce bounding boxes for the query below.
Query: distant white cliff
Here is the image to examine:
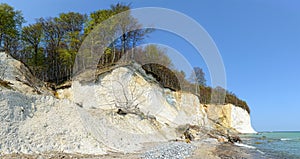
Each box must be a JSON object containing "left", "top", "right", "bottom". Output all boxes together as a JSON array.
[
  {"left": 230, "top": 105, "right": 256, "bottom": 133},
  {"left": 205, "top": 103, "right": 256, "bottom": 134}
]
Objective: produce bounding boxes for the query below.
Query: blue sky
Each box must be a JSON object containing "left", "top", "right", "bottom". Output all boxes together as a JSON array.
[{"left": 2, "top": 0, "right": 300, "bottom": 131}]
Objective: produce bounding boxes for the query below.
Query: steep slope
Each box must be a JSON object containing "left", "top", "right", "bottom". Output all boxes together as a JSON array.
[
  {"left": 0, "top": 52, "right": 47, "bottom": 95},
  {"left": 0, "top": 52, "right": 107, "bottom": 154},
  {"left": 205, "top": 104, "right": 256, "bottom": 134},
  {"left": 0, "top": 52, "right": 256, "bottom": 156}
]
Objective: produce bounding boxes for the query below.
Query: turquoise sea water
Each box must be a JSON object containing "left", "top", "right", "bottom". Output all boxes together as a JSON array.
[{"left": 240, "top": 132, "right": 300, "bottom": 159}]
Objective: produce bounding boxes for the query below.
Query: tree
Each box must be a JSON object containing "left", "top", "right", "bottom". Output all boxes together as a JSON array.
[
  {"left": 111, "top": 4, "right": 153, "bottom": 60},
  {"left": 56, "top": 12, "right": 87, "bottom": 59},
  {"left": 0, "top": 3, "right": 24, "bottom": 54},
  {"left": 190, "top": 67, "right": 206, "bottom": 86},
  {"left": 56, "top": 12, "right": 87, "bottom": 33},
  {"left": 37, "top": 17, "right": 65, "bottom": 83},
  {"left": 85, "top": 3, "right": 153, "bottom": 67},
  {"left": 8, "top": 4, "right": 154, "bottom": 85},
  {"left": 35, "top": 12, "right": 87, "bottom": 83},
  {"left": 133, "top": 45, "right": 172, "bottom": 67},
  {"left": 21, "top": 23, "right": 43, "bottom": 69},
  {"left": 56, "top": 12, "right": 87, "bottom": 81},
  {"left": 84, "top": 9, "right": 115, "bottom": 36},
  {"left": 211, "top": 86, "right": 226, "bottom": 104}
]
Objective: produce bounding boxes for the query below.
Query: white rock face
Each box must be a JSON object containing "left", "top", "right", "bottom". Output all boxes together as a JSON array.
[
  {"left": 0, "top": 52, "right": 46, "bottom": 95},
  {"left": 61, "top": 67, "right": 207, "bottom": 128},
  {"left": 230, "top": 105, "right": 256, "bottom": 134},
  {"left": 0, "top": 52, "right": 256, "bottom": 155},
  {"left": 206, "top": 104, "right": 256, "bottom": 134}
]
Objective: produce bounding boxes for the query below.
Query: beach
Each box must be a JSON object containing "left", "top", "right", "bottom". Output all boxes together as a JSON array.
[{"left": 1, "top": 138, "right": 267, "bottom": 159}]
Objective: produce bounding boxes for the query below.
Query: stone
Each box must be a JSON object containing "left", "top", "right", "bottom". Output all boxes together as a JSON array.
[{"left": 217, "top": 137, "right": 228, "bottom": 143}]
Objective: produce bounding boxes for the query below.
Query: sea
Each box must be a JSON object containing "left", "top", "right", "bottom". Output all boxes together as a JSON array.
[{"left": 238, "top": 131, "right": 300, "bottom": 159}]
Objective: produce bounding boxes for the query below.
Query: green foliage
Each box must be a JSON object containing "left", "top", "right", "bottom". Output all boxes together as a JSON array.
[
  {"left": 88, "top": 4, "right": 153, "bottom": 69},
  {"left": 225, "top": 91, "right": 250, "bottom": 113},
  {"left": 199, "top": 85, "right": 212, "bottom": 104},
  {"left": 21, "top": 23, "right": 43, "bottom": 71},
  {"left": 25, "top": 12, "right": 87, "bottom": 83},
  {"left": 84, "top": 9, "right": 115, "bottom": 36},
  {"left": 198, "top": 85, "right": 250, "bottom": 113},
  {"left": 2, "top": 3, "right": 250, "bottom": 114},
  {"left": 142, "top": 63, "right": 180, "bottom": 91},
  {"left": 56, "top": 12, "right": 87, "bottom": 33},
  {"left": 56, "top": 12, "right": 87, "bottom": 70},
  {"left": 11, "top": 3, "right": 153, "bottom": 84},
  {"left": 0, "top": 3, "right": 25, "bottom": 53},
  {"left": 135, "top": 60, "right": 250, "bottom": 113}
]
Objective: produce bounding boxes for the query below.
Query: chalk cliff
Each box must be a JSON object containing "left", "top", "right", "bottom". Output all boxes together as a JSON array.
[
  {"left": 0, "top": 52, "right": 256, "bottom": 155},
  {"left": 205, "top": 104, "right": 256, "bottom": 134}
]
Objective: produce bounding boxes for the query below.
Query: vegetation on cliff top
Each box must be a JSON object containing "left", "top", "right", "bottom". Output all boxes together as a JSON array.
[{"left": 0, "top": 3, "right": 249, "bottom": 113}]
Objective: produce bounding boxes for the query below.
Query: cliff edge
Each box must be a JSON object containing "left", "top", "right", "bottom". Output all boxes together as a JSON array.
[{"left": 0, "top": 52, "right": 256, "bottom": 155}]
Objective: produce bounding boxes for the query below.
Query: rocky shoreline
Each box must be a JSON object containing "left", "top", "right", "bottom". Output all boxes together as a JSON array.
[{"left": 1, "top": 139, "right": 263, "bottom": 159}]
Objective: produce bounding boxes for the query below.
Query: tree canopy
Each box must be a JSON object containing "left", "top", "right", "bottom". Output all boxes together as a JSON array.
[
  {"left": 11, "top": 3, "right": 151, "bottom": 84},
  {"left": 0, "top": 3, "right": 24, "bottom": 53},
  {"left": 0, "top": 3, "right": 250, "bottom": 113}
]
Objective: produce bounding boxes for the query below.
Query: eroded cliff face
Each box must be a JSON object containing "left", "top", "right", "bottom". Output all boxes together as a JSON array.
[
  {"left": 58, "top": 67, "right": 208, "bottom": 128},
  {"left": 205, "top": 104, "right": 256, "bottom": 134},
  {"left": 0, "top": 53, "right": 49, "bottom": 95},
  {"left": 0, "top": 52, "right": 256, "bottom": 155},
  {"left": 230, "top": 105, "right": 256, "bottom": 133},
  {"left": 58, "top": 66, "right": 256, "bottom": 133}
]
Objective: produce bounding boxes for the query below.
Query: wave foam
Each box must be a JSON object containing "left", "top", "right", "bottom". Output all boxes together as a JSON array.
[
  {"left": 256, "top": 149, "right": 265, "bottom": 154},
  {"left": 280, "top": 138, "right": 292, "bottom": 141},
  {"left": 234, "top": 143, "right": 256, "bottom": 149}
]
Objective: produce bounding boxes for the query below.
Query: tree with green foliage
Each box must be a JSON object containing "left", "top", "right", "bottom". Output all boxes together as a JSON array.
[
  {"left": 56, "top": 12, "right": 87, "bottom": 33},
  {"left": 0, "top": 3, "right": 24, "bottom": 54},
  {"left": 56, "top": 12, "right": 87, "bottom": 81},
  {"left": 1, "top": 3, "right": 249, "bottom": 113},
  {"left": 21, "top": 23, "right": 43, "bottom": 69},
  {"left": 37, "top": 17, "right": 65, "bottom": 83},
  {"left": 85, "top": 3, "right": 153, "bottom": 67},
  {"left": 32, "top": 12, "right": 87, "bottom": 83}
]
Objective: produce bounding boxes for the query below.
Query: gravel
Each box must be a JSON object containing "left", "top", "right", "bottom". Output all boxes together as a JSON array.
[{"left": 141, "top": 142, "right": 196, "bottom": 159}]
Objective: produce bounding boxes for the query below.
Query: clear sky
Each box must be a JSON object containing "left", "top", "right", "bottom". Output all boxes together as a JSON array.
[{"left": 2, "top": 0, "right": 300, "bottom": 131}]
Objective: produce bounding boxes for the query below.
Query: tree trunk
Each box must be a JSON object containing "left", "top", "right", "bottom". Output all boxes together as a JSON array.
[{"left": 111, "top": 44, "right": 115, "bottom": 64}]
